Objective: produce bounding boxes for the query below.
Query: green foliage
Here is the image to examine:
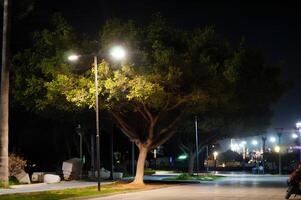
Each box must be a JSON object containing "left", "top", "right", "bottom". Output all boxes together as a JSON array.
[
  {"left": 176, "top": 173, "right": 191, "bottom": 180},
  {"left": 165, "top": 173, "right": 223, "bottom": 181},
  {"left": 12, "top": 14, "right": 289, "bottom": 151},
  {"left": 11, "top": 13, "right": 82, "bottom": 116}
]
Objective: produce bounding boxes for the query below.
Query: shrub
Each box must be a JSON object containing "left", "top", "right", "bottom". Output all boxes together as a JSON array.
[
  {"left": 9, "top": 153, "right": 27, "bottom": 177},
  {"left": 177, "top": 173, "right": 191, "bottom": 180}
]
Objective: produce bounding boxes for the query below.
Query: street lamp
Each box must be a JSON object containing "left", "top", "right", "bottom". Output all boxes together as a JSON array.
[
  {"left": 296, "top": 122, "right": 301, "bottom": 163},
  {"left": 292, "top": 133, "right": 298, "bottom": 139},
  {"left": 195, "top": 116, "right": 199, "bottom": 177},
  {"left": 269, "top": 136, "right": 276, "bottom": 143},
  {"left": 68, "top": 45, "right": 126, "bottom": 191},
  {"left": 275, "top": 128, "right": 283, "bottom": 175}
]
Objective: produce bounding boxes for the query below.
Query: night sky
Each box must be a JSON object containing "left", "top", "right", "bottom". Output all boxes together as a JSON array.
[{"left": 10, "top": 1, "right": 301, "bottom": 131}]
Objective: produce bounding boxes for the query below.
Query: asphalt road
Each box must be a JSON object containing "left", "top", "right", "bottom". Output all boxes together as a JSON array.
[{"left": 88, "top": 175, "right": 292, "bottom": 200}]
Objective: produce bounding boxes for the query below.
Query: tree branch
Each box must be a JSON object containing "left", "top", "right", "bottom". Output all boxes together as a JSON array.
[
  {"left": 179, "top": 143, "right": 190, "bottom": 153},
  {"left": 135, "top": 105, "right": 150, "bottom": 123},
  {"left": 157, "top": 111, "right": 185, "bottom": 136},
  {"left": 150, "top": 130, "right": 176, "bottom": 149},
  {"left": 111, "top": 112, "right": 137, "bottom": 140}
]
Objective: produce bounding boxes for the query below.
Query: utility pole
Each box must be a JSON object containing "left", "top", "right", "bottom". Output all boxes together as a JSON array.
[
  {"left": 275, "top": 128, "right": 283, "bottom": 175},
  {"left": 261, "top": 136, "right": 266, "bottom": 174},
  {"left": 195, "top": 116, "right": 199, "bottom": 177}
]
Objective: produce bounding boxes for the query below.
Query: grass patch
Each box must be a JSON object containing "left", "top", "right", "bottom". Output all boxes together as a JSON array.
[
  {"left": 144, "top": 169, "right": 156, "bottom": 175},
  {"left": 0, "top": 177, "right": 21, "bottom": 188},
  {"left": 164, "top": 173, "right": 224, "bottom": 181},
  {"left": 0, "top": 182, "right": 167, "bottom": 200}
]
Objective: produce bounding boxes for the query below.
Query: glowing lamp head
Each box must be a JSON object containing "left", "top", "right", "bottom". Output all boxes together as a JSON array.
[
  {"left": 178, "top": 154, "right": 187, "bottom": 160},
  {"left": 239, "top": 141, "right": 247, "bottom": 147},
  {"left": 269, "top": 137, "right": 276, "bottom": 143},
  {"left": 110, "top": 45, "right": 126, "bottom": 61},
  {"left": 213, "top": 151, "right": 219, "bottom": 160},
  {"left": 297, "top": 122, "right": 301, "bottom": 129},
  {"left": 252, "top": 140, "right": 258, "bottom": 146},
  {"left": 292, "top": 133, "right": 298, "bottom": 139},
  {"left": 68, "top": 54, "right": 80, "bottom": 61},
  {"left": 274, "top": 145, "right": 280, "bottom": 153}
]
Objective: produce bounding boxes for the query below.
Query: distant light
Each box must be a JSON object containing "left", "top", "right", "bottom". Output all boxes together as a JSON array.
[
  {"left": 252, "top": 140, "right": 258, "bottom": 146},
  {"left": 274, "top": 145, "right": 280, "bottom": 153},
  {"left": 292, "top": 133, "right": 298, "bottom": 139},
  {"left": 110, "top": 45, "right": 126, "bottom": 61},
  {"left": 239, "top": 141, "right": 247, "bottom": 147},
  {"left": 296, "top": 122, "right": 301, "bottom": 129},
  {"left": 213, "top": 151, "right": 219, "bottom": 160},
  {"left": 230, "top": 143, "right": 239, "bottom": 151},
  {"left": 178, "top": 154, "right": 187, "bottom": 160},
  {"left": 68, "top": 54, "right": 80, "bottom": 61},
  {"left": 269, "top": 137, "right": 276, "bottom": 143}
]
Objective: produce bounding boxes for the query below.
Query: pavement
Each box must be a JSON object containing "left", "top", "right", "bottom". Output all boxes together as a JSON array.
[{"left": 88, "top": 174, "right": 291, "bottom": 200}]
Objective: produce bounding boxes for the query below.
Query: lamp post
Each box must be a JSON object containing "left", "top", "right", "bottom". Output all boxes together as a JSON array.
[
  {"left": 195, "top": 116, "right": 199, "bottom": 177},
  {"left": 275, "top": 128, "right": 283, "bottom": 175},
  {"left": 296, "top": 122, "right": 301, "bottom": 162},
  {"left": 261, "top": 136, "right": 266, "bottom": 174},
  {"left": 68, "top": 45, "right": 126, "bottom": 191},
  {"left": 75, "top": 124, "right": 83, "bottom": 179},
  {"left": 132, "top": 142, "right": 135, "bottom": 176}
]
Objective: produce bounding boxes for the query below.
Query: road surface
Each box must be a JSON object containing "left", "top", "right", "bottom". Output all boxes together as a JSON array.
[{"left": 88, "top": 175, "right": 291, "bottom": 200}]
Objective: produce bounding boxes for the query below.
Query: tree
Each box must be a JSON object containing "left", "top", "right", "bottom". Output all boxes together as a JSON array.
[
  {"left": 174, "top": 46, "right": 290, "bottom": 174},
  {"left": 0, "top": 0, "right": 11, "bottom": 186},
  {"left": 12, "top": 15, "right": 289, "bottom": 186},
  {"left": 43, "top": 17, "right": 251, "bottom": 185},
  {"left": 10, "top": 14, "right": 98, "bottom": 172}
]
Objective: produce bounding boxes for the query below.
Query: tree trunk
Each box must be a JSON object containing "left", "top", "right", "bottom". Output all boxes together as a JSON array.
[
  {"left": 131, "top": 145, "right": 148, "bottom": 185},
  {"left": 188, "top": 151, "right": 195, "bottom": 175},
  {"left": 0, "top": 0, "right": 11, "bottom": 186}
]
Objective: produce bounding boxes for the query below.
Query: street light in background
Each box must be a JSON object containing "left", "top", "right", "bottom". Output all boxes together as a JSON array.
[
  {"left": 75, "top": 124, "right": 83, "bottom": 179},
  {"left": 275, "top": 128, "right": 283, "bottom": 175},
  {"left": 68, "top": 45, "right": 126, "bottom": 191},
  {"left": 252, "top": 140, "right": 258, "bottom": 146},
  {"left": 292, "top": 133, "right": 298, "bottom": 139},
  {"left": 239, "top": 141, "right": 247, "bottom": 160},
  {"left": 213, "top": 151, "right": 218, "bottom": 170},
  {"left": 195, "top": 116, "right": 199, "bottom": 177},
  {"left": 269, "top": 136, "right": 276, "bottom": 143},
  {"left": 261, "top": 136, "right": 266, "bottom": 174},
  {"left": 296, "top": 122, "right": 301, "bottom": 163}
]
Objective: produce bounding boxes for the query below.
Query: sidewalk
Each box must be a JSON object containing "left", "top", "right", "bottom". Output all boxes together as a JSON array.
[{"left": 0, "top": 181, "right": 115, "bottom": 195}]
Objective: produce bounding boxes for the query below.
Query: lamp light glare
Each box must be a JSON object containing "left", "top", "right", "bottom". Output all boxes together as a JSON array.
[
  {"left": 252, "top": 140, "right": 258, "bottom": 146},
  {"left": 269, "top": 137, "right": 276, "bottom": 143},
  {"left": 292, "top": 133, "right": 298, "bottom": 139},
  {"left": 110, "top": 46, "right": 126, "bottom": 60},
  {"left": 68, "top": 54, "right": 79, "bottom": 61},
  {"left": 213, "top": 151, "right": 218, "bottom": 160},
  {"left": 274, "top": 145, "right": 280, "bottom": 153}
]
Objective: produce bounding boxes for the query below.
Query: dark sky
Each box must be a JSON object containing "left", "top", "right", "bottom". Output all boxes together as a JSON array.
[{"left": 13, "top": 1, "right": 301, "bottom": 131}]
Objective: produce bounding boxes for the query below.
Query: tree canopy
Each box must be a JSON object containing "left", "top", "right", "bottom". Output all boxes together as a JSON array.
[{"left": 11, "top": 14, "right": 290, "bottom": 184}]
